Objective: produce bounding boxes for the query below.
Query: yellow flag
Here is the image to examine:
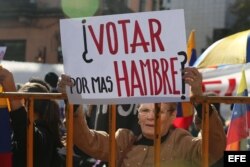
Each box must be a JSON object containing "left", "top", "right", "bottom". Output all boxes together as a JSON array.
[{"left": 187, "top": 30, "right": 196, "bottom": 66}]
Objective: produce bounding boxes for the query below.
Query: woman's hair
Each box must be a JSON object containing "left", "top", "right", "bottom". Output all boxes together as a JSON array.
[
  {"left": 28, "top": 77, "right": 51, "bottom": 91},
  {"left": 137, "top": 102, "right": 177, "bottom": 114},
  {"left": 165, "top": 102, "right": 177, "bottom": 114},
  {"left": 18, "top": 82, "right": 63, "bottom": 147},
  {"left": 44, "top": 72, "right": 59, "bottom": 88}
]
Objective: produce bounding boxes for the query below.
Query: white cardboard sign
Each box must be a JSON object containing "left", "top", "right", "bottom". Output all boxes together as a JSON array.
[{"left": 60, "top": 9, "right": 189, "bottom": 104}]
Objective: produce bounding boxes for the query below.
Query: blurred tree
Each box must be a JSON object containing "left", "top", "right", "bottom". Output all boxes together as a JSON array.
[
  {"left": 229, "top": 0, "right": 250, "bottom": 33},
  {"left": 61, "top": 0, "right": 99, "bottom": 18}
]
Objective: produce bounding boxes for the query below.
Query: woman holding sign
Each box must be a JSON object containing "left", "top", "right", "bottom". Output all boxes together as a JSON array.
[{"left": 58, "top": 67, "right": 226, "bottom": 167}]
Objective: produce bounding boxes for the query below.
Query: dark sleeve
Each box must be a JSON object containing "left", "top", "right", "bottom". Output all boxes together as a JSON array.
[
  {"left": 33, "top": 126, "right": 53, "bottom": 167},
  {"left": 193, "top": 103, "right": 215, "bottom": 129},
  {"left": 194, "top": 103, "right": 214, "bottom": 119},
  {"left": 10, "top": 107, "right": 49, "bottom": 142},
  {"left": 10, "top": 107, "right": 52, "bottom": 167},
  {"left": 10, "top": 106, "right": 27, "bottom": 149},
  {"left": 10, "top": 106, "right": 28, "bottom": 166}
]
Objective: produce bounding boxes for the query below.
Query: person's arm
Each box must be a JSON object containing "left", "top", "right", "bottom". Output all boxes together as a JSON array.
[
  {"left": 0, "top": 67, "right": 27, "bottom": 150},
  {"left": 174, "top": 106, "right": 226, "bottom": 166},
  {"left": 58, "top": 74, "right": 111, "bottom": 160},
  {"left": 183, "top": 67, "right": 226, "bottom": 165},
  {"left": 59, "top": 74, "right": 137, "bottom": 162},
  {"left": 196, "top": 104, "right": 226, "bottom": 164},
  {"left": 73, "top": 106, "right": 111, "bottom": 161},
  {"left": 0, "top": 67, "right": 23, "bottom": 110},
  {"left": 1, "top": 67, "right": 63, "bottom": 166}
]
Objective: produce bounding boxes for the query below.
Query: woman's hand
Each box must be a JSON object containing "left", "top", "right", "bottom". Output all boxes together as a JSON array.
[
  {"left": 57, "top": 74, "right": 74, "bottom": 94},
  {"left": 183, "top": 67, "right": 203, "bottom": 97},
  {"left": 58, "top": 74, "right": 84, "bottom": 114}
]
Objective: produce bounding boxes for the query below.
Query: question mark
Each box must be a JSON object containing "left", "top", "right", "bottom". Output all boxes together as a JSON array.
[
  {"left": 178, "top": 51, "right": 187, "bottom": 100},
  {"left": 82, "top": 19, "right": 93, "bottom": 63}
]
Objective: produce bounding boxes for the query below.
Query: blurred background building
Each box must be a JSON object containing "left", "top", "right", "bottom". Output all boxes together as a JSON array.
[{"left": 0, "top": 0, "right": 249, "bottom": 64}]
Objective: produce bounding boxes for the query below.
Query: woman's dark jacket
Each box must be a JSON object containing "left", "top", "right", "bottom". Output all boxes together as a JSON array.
[{"left": 10, "top": 106, "right": 62, "bottom": 167}]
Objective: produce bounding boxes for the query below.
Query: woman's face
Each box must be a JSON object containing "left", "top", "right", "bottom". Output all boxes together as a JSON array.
[{"left": 138, "top": 103, "right": 176, "bottom": 139}]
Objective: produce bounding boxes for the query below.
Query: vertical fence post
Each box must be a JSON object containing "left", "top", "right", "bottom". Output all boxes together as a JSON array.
[
  {"left": 27, "top": 99, "right": 34, "bottom": 167},
  {"left": 202, "top": 103, "right": 209, "bottom": 167},
  {"left": 154, "top": 103, "right": 161, "bottom": 167},
  {"left": 66, "top": 104, "right": 73, "bottom": 167},
  {"left": 109, "top": 105, "right": 116, "bottom": 167}
]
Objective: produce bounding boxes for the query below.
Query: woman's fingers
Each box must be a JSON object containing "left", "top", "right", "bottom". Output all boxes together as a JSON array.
[
  {"left": 183, "top": 67, "right": 203, "bottom": 96},
  {"left": 57, "top": 74, "right": 74, "bottom": 93}
]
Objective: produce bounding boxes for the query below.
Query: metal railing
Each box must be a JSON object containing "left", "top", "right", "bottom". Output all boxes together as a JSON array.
[
  {"left": 0, "top": 92, "right": 71, "bottom": 167},
  {"left": 1, "top": 92, "right": 250, "bottom": 167}
]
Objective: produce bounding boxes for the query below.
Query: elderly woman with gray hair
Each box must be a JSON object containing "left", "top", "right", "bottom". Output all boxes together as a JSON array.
[{"left": 57, "top": 67, "right": 226, "bottom": 167}]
